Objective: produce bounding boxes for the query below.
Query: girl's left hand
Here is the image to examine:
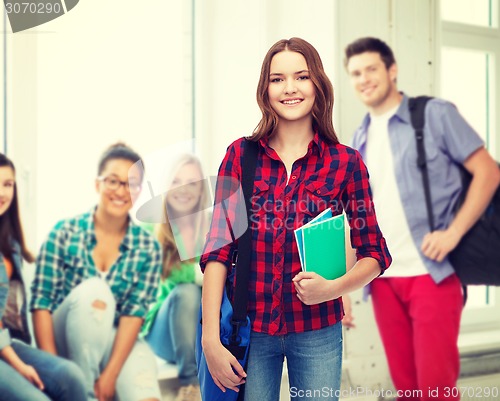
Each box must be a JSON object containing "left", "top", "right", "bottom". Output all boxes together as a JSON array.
[
  {"left": 16, "top": 363, "right": 44, "bottom": 390},
  {"left": 292, "top": 272, "right": 336, "bottom": 305}
]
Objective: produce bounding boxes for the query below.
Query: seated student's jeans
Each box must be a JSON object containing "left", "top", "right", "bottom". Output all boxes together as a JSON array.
[
  {"left": 52, "top": 277, "right": 161, "bottom": 401},
  {"left": 0, "top": 340, "right": 87, "bottom": 401},
  {"left": 145, "top": 283, "right": 201, "bottom": 386},
  {"left": 243, "top": 322, "right": 343, "bottom": 401}
]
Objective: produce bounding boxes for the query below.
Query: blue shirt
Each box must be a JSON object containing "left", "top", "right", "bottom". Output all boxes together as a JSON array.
[{"left": 352, "top": 94, "right": 484, "bottom": 283}]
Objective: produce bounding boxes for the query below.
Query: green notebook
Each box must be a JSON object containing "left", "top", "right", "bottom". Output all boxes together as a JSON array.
[{"left": 295, "top": 211, "right": 346, "bottom": 280}]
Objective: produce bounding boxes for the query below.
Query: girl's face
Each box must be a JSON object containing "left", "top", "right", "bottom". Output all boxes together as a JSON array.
[
  {"left": 166, "top": 163, "right": 204, "bottom": 218},
  {"left": 95, "top": 158, "right": 142, "bottom": 219},
  {"left": 0, "top": 166, "right": 15, "bottom": 217},
  {"left": 268, "top": 50, "right": 316, "bottom": 124}
]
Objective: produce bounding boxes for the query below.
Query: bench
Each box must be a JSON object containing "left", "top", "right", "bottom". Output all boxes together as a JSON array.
[{"left": 156, "top": 357, "right": 178, "bottom": 380}]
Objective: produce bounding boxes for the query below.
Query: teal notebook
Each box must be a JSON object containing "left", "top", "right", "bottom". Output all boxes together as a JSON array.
[{"left": 294, "top": 210, "right": 346, "bottom": 280}]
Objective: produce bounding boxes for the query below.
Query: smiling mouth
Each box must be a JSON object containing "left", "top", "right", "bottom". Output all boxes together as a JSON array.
[
  {"left": 111, "top": 199, "right": 127, "bottom": 206},
  {"left": 281, "top": 99, "right": 303, "bottom": 105},
  {"left": 174, "top": 196, "right": 193, "bottom": 203},
  {"left": 361, "top": 86, "right": 376, "bottom": 94}
]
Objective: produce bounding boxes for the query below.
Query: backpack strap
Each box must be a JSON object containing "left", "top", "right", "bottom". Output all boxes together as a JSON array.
[
  {"left": 231, "top": 139, "right": 259, "bottom": 325},
  {"left": 409, "top": 96, "right": 468, "bottom": 304},
  {"left": 409, "top": 96, "right": 435, "bottom": 231}
]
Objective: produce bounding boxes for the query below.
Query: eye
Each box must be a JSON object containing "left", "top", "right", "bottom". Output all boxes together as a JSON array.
[
  {"left": 107, "top": 178, "right": 119, "bottom": 186},
  {"left": 270, "top": 77, "right": 283, "bottom": 83},
  {"left": 297, "top": 75, "right": 309, "bottom": 80}
]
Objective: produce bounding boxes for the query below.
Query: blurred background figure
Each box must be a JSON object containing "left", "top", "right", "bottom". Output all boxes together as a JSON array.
[
  {"left": 0, "top": 153, "right": 87, "bottom": 401},
  {"left": 30, "top": 143, "right": 162, "bottom": 401},
  {"left": 143, "top": 154, "right": 210, "bottom": 401}
]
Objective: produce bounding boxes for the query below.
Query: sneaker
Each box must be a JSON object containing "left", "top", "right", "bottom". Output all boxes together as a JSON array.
[{"left": 175, "top": 384, "right": 201, "bottom": 401}]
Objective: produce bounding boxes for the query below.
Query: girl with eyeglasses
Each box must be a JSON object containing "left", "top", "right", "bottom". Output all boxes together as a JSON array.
[
  {"left": 0, "top": 153, "right": 87, "bottom": 401},
  {"left": 30, "top": 143, "right": 162, "bottom": 401}
]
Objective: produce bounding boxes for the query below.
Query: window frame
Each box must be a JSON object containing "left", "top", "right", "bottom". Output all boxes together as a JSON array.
[{"left": 438, "top": 0, "right": 500, "bottom": 333}]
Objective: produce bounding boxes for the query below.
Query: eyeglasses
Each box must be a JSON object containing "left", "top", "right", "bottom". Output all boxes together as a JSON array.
[{"left": 97, "top": 176, "right": 142, "bottom": 194}]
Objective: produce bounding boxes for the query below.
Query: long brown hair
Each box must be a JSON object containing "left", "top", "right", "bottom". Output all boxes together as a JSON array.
[
  {"left": 253, "top": 37, "right": 338, "bottom": 144},
  {"left": 0, "top": 154, "right": 34, "bottom": 263},
  {"left": 157, "top": 154, "right": 210, "bottom": 279}
]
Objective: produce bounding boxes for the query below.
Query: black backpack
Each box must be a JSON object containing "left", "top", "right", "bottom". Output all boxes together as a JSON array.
[{"left": 409, "top": 96, "right": 500, "bottom": 286}]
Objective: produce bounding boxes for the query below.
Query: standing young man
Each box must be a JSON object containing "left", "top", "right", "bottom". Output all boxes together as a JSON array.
[{"left": 344, "top": 37, "right": 500, "bottom": 400}]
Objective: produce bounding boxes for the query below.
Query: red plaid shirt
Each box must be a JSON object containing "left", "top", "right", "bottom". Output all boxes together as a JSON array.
[{"left": 201, "top": 134, "right": 391, "bottom": 335}]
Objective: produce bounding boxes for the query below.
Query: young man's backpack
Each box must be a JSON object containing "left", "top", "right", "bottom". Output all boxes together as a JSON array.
[{"left": 409, "top": 96, "right": 500, "bottom": 286}]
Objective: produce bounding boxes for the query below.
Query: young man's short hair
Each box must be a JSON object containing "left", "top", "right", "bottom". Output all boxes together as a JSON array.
[{"left": 344, "top": 37, "right": 396, "bottom": 69}]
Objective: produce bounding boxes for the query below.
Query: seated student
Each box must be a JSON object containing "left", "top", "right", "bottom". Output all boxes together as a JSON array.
[
  {"left": 0, "top": 153, "right": 87, "bottom": 401},
  {"left": 143, "top": 154, "right": 210, "bottom": 401},
  {"left": 30, "top": 143, "right": 162, "bottom": 401}
]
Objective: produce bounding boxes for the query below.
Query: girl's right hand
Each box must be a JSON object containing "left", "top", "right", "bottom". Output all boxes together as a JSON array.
[
  {"left": 16, "top": 363, "right": 45, "bottom": 390},
  {"left": 203, "top": 340, "right": 246, "bottom": 393}
]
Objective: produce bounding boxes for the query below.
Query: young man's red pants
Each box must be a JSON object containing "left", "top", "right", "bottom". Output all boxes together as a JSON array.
[{"left": 371, "top": 274, "right": 463, "bottom": 401}]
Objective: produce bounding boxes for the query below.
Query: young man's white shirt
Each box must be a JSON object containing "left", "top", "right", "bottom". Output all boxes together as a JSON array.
[{"left": 366, "top": 104, "right": 427, "bottom": 277}]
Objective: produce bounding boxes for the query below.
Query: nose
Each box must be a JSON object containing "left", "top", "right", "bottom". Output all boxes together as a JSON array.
[
  {"left": 284, "top": 78, "right": 297, "bottom": 94},
  {"left": 359, "top": 71, "right": 370, "bottom": 84}
]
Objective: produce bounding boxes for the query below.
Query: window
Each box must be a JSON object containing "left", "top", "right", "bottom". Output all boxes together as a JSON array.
[
  {"left": 440, "top": 0, "right": 500, "bottom": 328},
  {"left": 441, "top": 0, "right": 498, "bottom": 28},
  {"left": 440, "top": 47, "right": 495, "bottom": 154}
]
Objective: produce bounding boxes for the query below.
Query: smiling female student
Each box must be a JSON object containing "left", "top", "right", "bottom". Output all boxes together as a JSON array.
[
  {"left": 0, "top": 153, "right": 87, "bottom": 401},
  {"left": 143, "top": 154, "right": 210, "bottom": 401},
  {"left": 30, "top": 143, "right": 162, "bottom": 401},
  {"left": 200, "top": 38, "right": 392, "bottom": 401}
]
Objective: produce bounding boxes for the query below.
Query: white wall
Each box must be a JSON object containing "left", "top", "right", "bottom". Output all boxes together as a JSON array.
[
  {"left": 8, "top": 0, "right": 193, "bottom": 247},
  {"left": 1, "top": 14, "right": 5, "bottom": 154},
  {"left": 335, "top": 0, "right": 436, "bottom": 144},
  {"left": 195, "top": 0, "right": 336, "bottom": 175}
]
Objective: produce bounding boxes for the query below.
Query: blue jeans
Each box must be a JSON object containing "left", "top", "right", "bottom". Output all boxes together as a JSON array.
[
  {"left": 145, "top": 283, "right": 201, "bottom": 386},
  {"left": 52, "top": 277, "right": 161, "bottom": 401},
  {"left": 0, "top": 340, "right": 87, "bottom": 401},
  {"left": 243, "top": 322, "right": 343, "bottom": 401}
]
